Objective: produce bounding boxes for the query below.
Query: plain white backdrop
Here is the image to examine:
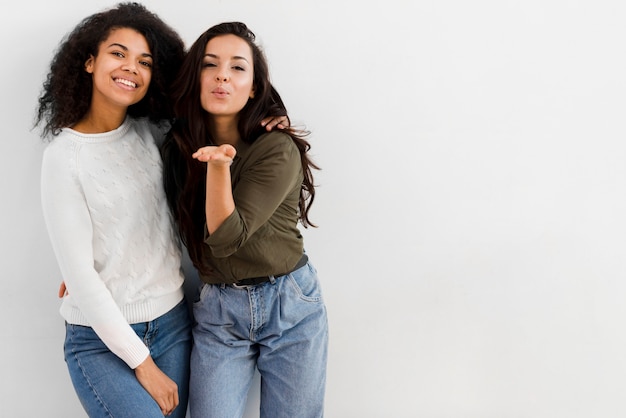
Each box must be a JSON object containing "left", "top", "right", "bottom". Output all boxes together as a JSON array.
[{"left": 2, "top": 0, "right": 626, "bottom": 416}]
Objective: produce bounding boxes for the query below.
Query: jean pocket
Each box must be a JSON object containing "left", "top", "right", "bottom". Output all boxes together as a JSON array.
[
  {"left": 193, "top": 282, "right": 210, "bottom": 305},
  {"left": 286, "top": 263, "right": 323, "bottom": 303}
]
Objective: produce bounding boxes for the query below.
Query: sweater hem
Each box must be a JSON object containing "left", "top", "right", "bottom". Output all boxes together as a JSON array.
[{"left": 60, "top": 288, "right": 185, "bottom": 326}]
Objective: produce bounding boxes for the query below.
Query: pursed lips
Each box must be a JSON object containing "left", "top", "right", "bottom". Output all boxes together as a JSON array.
[{"left": 212, "top": 86, "right": 229, "bottom": 97}]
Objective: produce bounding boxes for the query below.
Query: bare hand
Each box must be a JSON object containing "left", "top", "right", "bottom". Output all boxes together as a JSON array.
[
  {"left": 135, "top": 355, "right": 179, "bottom": 416},
  {"left": 192, "top": 144, "right": 237, "bottom": 164},
  {"left": 261, "top": 115, "right": 289, "bottom": 131},
  {"left": 58, "top": 281, "right": 68, "bottom": 298}
]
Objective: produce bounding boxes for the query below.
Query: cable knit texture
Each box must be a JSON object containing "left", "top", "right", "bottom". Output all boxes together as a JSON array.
[{"left": 41, "top": 117, "right": 184, "bottom": 369}]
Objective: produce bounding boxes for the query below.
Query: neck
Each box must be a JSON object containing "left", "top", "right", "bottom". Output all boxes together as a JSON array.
[
  {"left": 72, "top": 106, "right": 128, "bottom": 134},
  {"left": 210, "top": 115, "right": 241, "bottom": 147}
]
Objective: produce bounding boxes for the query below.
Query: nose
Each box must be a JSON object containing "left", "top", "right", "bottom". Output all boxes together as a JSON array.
[
  {"left": 121, "top": 61, "right": 138, "bottom": 74},
  {"left": 216, "top": 72, "right": 229, "bottom": 82}
]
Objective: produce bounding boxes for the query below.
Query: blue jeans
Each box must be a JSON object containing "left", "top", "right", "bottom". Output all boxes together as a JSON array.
[
  {"left": 64, "top": 300, "right": 192, "bottom": 418},
  {"left": 189, "top": 261, "right": 328, "bottom": 418}
]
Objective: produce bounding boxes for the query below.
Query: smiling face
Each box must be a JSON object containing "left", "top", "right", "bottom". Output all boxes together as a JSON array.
[
  {"left": 199, "top": 34, "right": 255, "bottom": 121},
  {"left": 85, "top": 27, "right": 153, "bottom": 114}
]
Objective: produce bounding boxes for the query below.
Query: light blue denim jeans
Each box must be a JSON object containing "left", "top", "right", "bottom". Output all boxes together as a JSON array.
[
  {"left": 189, "top": 260, "right": 328, "bottom": 418},
  {"left": 64, "top": 300, "right": 192, "bottom": 418}
]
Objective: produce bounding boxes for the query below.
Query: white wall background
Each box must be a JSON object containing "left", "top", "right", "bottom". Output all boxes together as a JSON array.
[{"left": 2, "top": 0, "right": 626, "bottom": 416}]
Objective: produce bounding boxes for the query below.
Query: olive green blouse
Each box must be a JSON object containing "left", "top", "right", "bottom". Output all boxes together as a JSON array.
[{"left": 200, "top": 131, "right": 305, "bottom": 284}]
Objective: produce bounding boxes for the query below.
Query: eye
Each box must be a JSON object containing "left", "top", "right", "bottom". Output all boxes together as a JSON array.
[
  {"left": 112, "top": 51, "right": 124, "bottom": 58},
  {"left": 233, "top": 65, "right": 246, "bottom": 71},
  {"left": 202, "top": 61, "right": 217, "bottom": 68},
  {"left": 140, "top": 60, "right": 153, "bottom": 68}
]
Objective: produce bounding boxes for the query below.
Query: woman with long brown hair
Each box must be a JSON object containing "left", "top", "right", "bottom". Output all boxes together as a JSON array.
[{"left": 162, "top": 21, "right": 328, "bottom": 418}]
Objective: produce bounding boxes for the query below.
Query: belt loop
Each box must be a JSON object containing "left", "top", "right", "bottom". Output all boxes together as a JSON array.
[
  {"left": 269, "top": 275, "right": 276, "bottom": 284},
  {"left": 230, "top": 282, "right": 248, "bottom": 289}
]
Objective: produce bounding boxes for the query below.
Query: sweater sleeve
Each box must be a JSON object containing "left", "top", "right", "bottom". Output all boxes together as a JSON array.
[{"left": 41, "top": 142, "right": 150, "bottom": 369}]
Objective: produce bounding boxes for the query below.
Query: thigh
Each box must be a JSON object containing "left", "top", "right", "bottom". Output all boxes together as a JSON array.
[
  {"left": 147, "top": 301, "right": 192, "bottom": 418},
  {"left": 64, "top": 324, "right": 163, "bottom": 418},
  {"left": 258, "top": 262, "right": 329, "bottom": 418},
  {"left": 189, "top": 283, "right": 257, "bottom": 418}
]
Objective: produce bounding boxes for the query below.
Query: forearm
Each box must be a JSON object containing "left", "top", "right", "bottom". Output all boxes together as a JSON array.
[
  {"left": 204, "top": 164, "right": 235, "bottom": 234},
  {"left": 193, "top": 144, "right": 237, "bottom": 234}
]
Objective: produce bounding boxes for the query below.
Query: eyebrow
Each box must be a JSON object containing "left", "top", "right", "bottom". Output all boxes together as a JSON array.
[
  {"left": 204, "top": 53, "right": 249, "bottom": 63},
  {"left": 107, "top": 42, "right": 153, "bottom": 58}
]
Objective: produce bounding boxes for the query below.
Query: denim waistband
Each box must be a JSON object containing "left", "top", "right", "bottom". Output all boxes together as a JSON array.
[{"left": 232, "top": 254, "right": 308, "bottom": 288}]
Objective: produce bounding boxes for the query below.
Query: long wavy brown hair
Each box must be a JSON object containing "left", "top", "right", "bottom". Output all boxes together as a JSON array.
[
  {"left": 161, "top": 22, "right": 319, "bottom": 270},
  {"left": 35, "top": 2, "right": 185, "bottom": 138}
]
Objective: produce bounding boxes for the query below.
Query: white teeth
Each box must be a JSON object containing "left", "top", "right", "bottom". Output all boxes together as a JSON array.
[{"left": 115, "top": 78, "right": 137, "bottom": 88}]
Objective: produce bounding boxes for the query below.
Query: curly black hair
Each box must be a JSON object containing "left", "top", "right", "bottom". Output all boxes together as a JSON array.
[{"left": 35, "top": 2, "right": 185, "bottom": 138}]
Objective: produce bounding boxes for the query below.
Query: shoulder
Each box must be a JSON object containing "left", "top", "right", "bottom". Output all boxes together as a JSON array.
[
  {"left": 242, "top": 131, "right": 300, "bottom": 173},
  {"left": 256, "top": 130, "right": 293, "bottom": 145},
  {"left": 42, "top": 131, "right": 77, "bottom": 167},
  {"left": 251, "top": 131, "right": 298, "bottom": 155},
  {"left": 41, "top": 133, "right": 81, "bottom": 190}
]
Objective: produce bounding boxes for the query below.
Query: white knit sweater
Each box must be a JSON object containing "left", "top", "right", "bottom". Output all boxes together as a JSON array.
[{"left": 41, "top": 117, "right": 185, "bottom": 369}]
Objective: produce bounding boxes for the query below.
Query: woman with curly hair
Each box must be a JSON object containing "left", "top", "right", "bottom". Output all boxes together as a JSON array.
[
  {"left": 36, "top": 3, "right": 190, "bottom": 416},
  {"left": 161, "top": 22, "right": 328, "bottom": 418}
]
